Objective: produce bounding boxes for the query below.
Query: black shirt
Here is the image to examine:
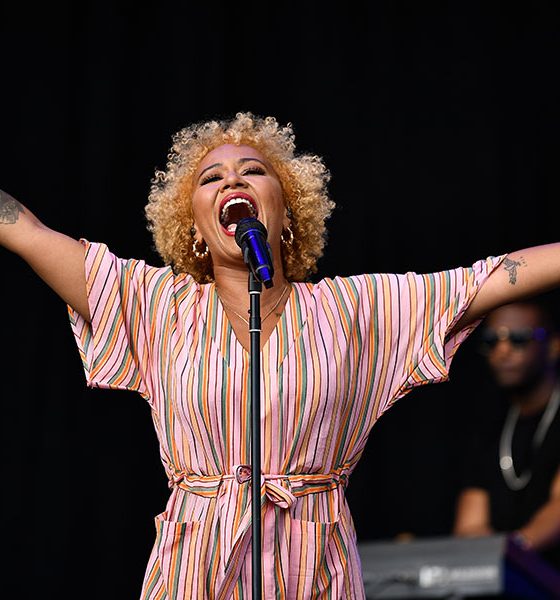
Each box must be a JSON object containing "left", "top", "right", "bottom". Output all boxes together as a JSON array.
[{"left": 462, "top": 396, "right": 560, "bottom": 569}]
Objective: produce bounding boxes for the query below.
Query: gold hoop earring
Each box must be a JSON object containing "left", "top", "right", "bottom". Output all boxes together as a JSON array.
[
  {"left": 281, "top": 225, "right": 294, "bottom": 246},
  {"left": 192, "top": 239, "right": 209, "bottom": 259}
]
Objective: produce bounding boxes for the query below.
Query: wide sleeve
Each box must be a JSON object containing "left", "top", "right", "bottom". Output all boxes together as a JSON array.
[
  {"left": 67, "top": 239, "right": 174, "bottom": 400},
  {"left": 384, "top": 255, "right": 506, "bottom": 400},
  {"left": 396, "top": 255, "right": 507, "bottom": 396},
  {"left": 350, "top": 254, "right": 507, "bottom": 416}
]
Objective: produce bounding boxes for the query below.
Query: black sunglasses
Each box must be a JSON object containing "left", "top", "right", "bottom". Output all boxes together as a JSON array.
[{"left": 479, "top": 326, "right": 548, "bottom": 353}]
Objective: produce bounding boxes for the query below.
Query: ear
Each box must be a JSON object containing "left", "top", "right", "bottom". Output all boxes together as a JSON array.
[
  {"left": 190, "top": 224, "right": 202, "bottom": 244},
  {"left": 283, "top": 205, "right": 292, "bottom": 230},
  {"left": 548, "top": 334, "right": 560, "bottom": 362}
]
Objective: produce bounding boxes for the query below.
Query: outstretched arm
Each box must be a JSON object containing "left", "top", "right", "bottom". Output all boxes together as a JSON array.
[
  {"left": 453, "top": 243, "right": 560, "bottom": 333},
  {"left": 0, "top": 189, "right": 90, "bottom": 321}
]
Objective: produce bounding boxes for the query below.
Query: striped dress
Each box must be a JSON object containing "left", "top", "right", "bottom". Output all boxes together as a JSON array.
[{"left": 68, "top": 240, "right": 505, "bottom": 599}]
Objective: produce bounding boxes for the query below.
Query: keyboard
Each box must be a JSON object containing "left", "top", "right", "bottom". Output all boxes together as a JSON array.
[{"left": 358, "top": 534, "right": 560, "bottom": 598}]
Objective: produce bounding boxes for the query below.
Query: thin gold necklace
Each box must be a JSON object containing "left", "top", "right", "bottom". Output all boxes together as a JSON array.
[{"left": 218, "top": 283, "right": 290, "bottom": 326}]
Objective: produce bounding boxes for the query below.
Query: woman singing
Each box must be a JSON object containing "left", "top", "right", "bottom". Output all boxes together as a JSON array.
[{"left": 2, "top": 112, "right": 560, "bottom": 599}]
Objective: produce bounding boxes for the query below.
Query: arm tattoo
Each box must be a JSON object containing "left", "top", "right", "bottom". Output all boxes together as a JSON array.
[
  {"left": 0, "top": 190, "right": 24, "bottom": 224},
  {"left": 503, "top": 256, "right": 527, "bottom": 285}
]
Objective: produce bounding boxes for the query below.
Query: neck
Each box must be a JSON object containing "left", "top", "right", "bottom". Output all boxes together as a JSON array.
[{"left": 512, "top": 375, "right": 559, "bottom": 416}]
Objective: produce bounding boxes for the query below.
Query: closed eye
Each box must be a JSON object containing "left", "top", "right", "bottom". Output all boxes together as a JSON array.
[
  {"left": 242, "top": 166, "right": 266, "bottom": 176},
  {"left": 200, "top": 173, "right": 222, "bottom": 185},
  {"left": 200, "top": 165, "right": 266, "bottom": 186}
]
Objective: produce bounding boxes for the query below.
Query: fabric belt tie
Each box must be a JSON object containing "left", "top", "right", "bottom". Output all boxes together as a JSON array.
[{"left": 168, "top": 464, "right": 350, "bottom": 600}]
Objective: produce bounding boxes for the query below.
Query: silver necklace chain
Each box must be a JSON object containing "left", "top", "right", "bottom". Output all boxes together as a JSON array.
[{"left": 499, "top": 384, "right": 560, "bottom": 491}]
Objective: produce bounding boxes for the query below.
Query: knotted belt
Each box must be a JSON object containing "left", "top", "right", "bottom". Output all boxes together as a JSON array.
[{"left": 167, "top": 464, "right": 351, "bottom": 599}]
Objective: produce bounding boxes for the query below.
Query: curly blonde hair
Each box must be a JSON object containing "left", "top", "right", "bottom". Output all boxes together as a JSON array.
[{"left": 145, "top": 111, "right": 335, "bottom": 283}]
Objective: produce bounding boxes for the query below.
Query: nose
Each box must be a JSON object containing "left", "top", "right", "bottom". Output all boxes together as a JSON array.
[
  {"left": 221, "top": 169, "right": 248, "bottom": 191},
  {"left": 492, "top": 339, "right": 515, "bottom": 355},
  {"left": 488, "top": 339, "right": 524, "bottom": 363}
]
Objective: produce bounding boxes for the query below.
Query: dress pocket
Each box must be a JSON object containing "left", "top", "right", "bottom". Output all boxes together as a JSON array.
[
  {"left": 287, "top": 517, "right": 338, "bottom": 600},
  {"left": 154, "top": 511, "right": 205, "bottom": 600}
]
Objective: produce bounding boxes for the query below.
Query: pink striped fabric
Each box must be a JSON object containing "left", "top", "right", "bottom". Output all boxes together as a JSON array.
[{"left": 68, "top": 240, "right": 506, "bottom": 599}]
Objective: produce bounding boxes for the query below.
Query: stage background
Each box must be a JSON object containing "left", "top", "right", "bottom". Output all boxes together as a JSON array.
[{"left": 1, "top": 2, "right": 560, "bottom": 598}]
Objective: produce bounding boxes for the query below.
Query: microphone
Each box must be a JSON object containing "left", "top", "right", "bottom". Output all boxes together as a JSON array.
[{"left": 234, "top": 217, "right": 274, "bottom": 288}]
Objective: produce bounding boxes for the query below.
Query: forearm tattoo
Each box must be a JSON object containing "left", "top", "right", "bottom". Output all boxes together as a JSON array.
[
  {"left": 503, "top": 256, "right": 527, "bottom": 284},
  {"left": 0, "top": 190, "right": 24, "bottom": 224}
]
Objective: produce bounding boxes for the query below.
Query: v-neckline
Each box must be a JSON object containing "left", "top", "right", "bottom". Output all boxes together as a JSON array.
[
  {"left": 204, "top": 283, "right": 307, "bottom": 364},
  {"left": 211, "top": 282, "right": 293, "bottom": 354}
]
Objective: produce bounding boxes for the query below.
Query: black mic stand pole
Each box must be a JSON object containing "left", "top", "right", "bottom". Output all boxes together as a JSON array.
[
  {"left": 248, "top": 270, "right": 263, "bottom": 600},
  {"left": 235, "top": 217, "right": 273, "bottom": 599}
]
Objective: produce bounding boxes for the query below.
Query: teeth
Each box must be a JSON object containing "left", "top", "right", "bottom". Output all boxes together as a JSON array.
[
  {"left": 220, "top": 197, "right": 256, "bottom": 224},
  {"left": 223, "top": 197, "right": 253, "bottom": 211},
  {"left": 227, "top": 223, "right": 237, "bottom": 233}
]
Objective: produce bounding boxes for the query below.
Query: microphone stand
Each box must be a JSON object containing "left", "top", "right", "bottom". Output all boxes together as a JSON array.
[
  {"left": 248, "top": 271, "right": 263, "bottom": 600},
  {"left": 235, "top": 217, "right": 274, "bottom": 599}
]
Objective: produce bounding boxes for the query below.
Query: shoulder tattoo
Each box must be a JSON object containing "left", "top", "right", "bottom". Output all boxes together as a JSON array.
[
  {"left": 502, "top": 256, "right": 527, "bottom": 285},
  {"left": 0, "top": 190, "right": 24, "bottom": 224}
]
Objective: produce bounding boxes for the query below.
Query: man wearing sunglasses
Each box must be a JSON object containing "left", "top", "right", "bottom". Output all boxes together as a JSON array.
[{"left": 454, "top": 296, "right": 560, "bottom": 578}]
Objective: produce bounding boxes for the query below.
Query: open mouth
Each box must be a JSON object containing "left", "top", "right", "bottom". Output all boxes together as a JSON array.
[{"left": 219, "top": 193, "right": 258, "bottom": 235}]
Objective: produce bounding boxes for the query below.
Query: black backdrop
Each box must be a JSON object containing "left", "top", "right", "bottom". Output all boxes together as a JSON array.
[{"left": 2, "top": 2, "right": 560, "bottom": 598}]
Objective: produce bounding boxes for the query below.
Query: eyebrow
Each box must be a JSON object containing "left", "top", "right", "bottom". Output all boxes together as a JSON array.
[{"left": 197, "top": 157, "right": 267, "bottom": 180}]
